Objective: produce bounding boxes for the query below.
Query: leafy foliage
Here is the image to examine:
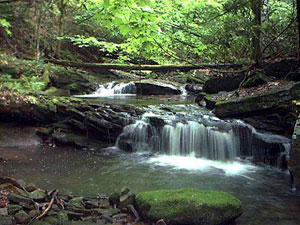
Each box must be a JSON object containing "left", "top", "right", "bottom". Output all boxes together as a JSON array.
[
  {"left": 0, "top": 0, "right": 297, "bottom": 63},
  {"left": 0, "top": 18, "right": 11, "bottom": 35}
]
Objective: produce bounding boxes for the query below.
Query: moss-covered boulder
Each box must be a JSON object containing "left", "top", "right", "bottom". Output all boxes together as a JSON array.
[{"left": 136, "top": 188, "right": 243, "bottom": 225}]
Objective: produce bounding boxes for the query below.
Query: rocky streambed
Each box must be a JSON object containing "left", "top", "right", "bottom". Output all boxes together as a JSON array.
[
  {"left": 0, "top": 177, "right": 243, "bottom": 225},
  {"left": 0, "top": 92, "right": 143, "bottom": 149}
]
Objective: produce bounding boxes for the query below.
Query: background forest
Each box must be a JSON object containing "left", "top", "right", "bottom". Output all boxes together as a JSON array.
[{"left": 0, "top": 0, "right": 298, "bottom": 65}]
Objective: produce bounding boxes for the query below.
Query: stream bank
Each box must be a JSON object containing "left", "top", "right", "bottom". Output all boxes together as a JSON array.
[{"left": 0, "top": 176, "right": 244, "bottom": 225}]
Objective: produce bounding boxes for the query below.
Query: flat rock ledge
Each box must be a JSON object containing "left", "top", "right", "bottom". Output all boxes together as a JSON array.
[
  {"left": 0, "top": 94, "right": 143, "bottom": 148},
  {"left": 135, "top": 188, "right": 244, "bottom": 225}
]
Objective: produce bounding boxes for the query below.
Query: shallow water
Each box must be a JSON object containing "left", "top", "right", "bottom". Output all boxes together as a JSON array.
[
  {"left": 1, "top": 145, "right": 300, "bottom": 225},
  {"left": 1, "top": 90, "right": 299, "bottom": 225}
]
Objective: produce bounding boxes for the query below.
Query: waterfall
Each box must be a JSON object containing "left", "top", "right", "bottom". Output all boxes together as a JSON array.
[
  {"left": 94, "top": 81, "right": 136, "bottom": 96},
  {"left": 116, "top": 112, "right": 291, "bottom": 166}
]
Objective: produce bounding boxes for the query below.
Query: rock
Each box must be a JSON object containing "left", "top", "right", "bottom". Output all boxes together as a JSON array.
[
  {"left": 69, "top": 197, "right": 84, "bottom": 208},
  {"left": 135, "top": 82, "right": 181, "bottom": 95},
  {"left": 16, "top": 179, "right": 26, "bottom": 188},
  {"left": 156, "top": 219, "right": 167, "bottom": 225},
  {"left": 112, "top": 213, "right": 128, "bottom": 220},
  {"left": 119, "top": 192, "right": 136, "bottom": 209},
  {"left": 203, "top": 73, "right": 244, "bottom": 94},
  {"left": 7, "top": 205, "right": 22, "bottom": 215},
  {"left": 29, "top": 189, "right": 46, "bottom": 201},
  {"left": 7, "top": 193, "right": 32, "bottom": 204},
  {"left": 127, "top": 204, "right": 139, "bottom": 219},
  {"left": 241, "top": 74, "right": 270, "bottom": 88},
  {"left": 58, "top": 211, "right": 69, "bottom": 223},
  {"left": 25, "top": 183, "right": 38, "bottom": 192},
  {"left": 28, "top": 209, "right": 38, "bottom": 218},
  {"left": 92, "top": 208, "right": 120, "bottom": 217},
  {"left": 121, "top": 187, "right": 130, "bottom": 196},
  {"left": 185, "top": 84, "right": 202, "bottom": 94},
  {"left": 108, "top": 192, "right": 120, "bottom": 206},
  {"left": 0, "top": 177, "right": 23, "bottom": 189},
  {"left": 32, "top": 222, "right": 51, "bottom": 225},
  {"left": 0, "top": 183, "right": 26, "bottom": 196},
  {"left": 99, "top": 200, "right": 110, "bottom": 209},
  {"left": 136, "top": 188, "right": 243, "bottom": 225},
  {"left": 14, "top": 210, "right": 30, "bottom": 224},
  {"left": 195, "top": 92, "right": 206, "bottom": 103},
  {"left": 44, "top": 216, "right": 59, "bottom": 224},
  {"left": 65, "top": 210, "right": 85, "bottom": 220},
  {"left": 117, "top": 137, "right": 133, "bottom": 152},
  {"left": 43, "top": 87, "right": 71, "bottom": 97},
  {"left": 265, "top": 58, "right": 298, "bottom": 79},
  {"left": 0, "top": 216, "right": 13, "bottom": 225},
  {"left": 95, "top": 219, "right": 106, "bottom": 225},
  {"left": 99, "top": 215, "right": 114, "bottom": 223},
  {"left": 213, "top": 82, "right": 300, "bottom": 118},
  {"left": 84, "top": 200, "right": 99, "bottom": 209},
  {"left": 148, "top": 117, "right": 166, "bottom": 128},
  {"left": 0, "top": 208, "right": 8, "bottom": 216}
]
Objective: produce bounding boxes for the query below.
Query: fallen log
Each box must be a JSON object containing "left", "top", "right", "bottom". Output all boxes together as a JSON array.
[{"left": 44, "top": 59, "right": 245, "bottom": 72}]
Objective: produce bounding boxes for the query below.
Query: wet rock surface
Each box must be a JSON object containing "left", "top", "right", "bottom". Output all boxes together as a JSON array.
[
  {"left": 0, "top": 95, "right": 143, "bottom": 148},
  {"left": 0, "top": 177, "right": 147, "bottom": 225},
  {"left": 202, "top": 73, "right": 244, "bottom": 94},
  {"left": 197, "top": 81, "right": 300, "bottom": 135},
  {"left": 135, "top": 82, "right": 181, "bottom": 95}
]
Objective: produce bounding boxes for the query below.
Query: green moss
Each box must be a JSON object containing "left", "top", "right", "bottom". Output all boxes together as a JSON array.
[
  {"left": 7, "top": 204, "right": 23, "bottom": 215},
  {"left": 69, "top": 197, "right": 84, "bottom": 208},
  {"left": 136, "top": 188, "right": 243, "bottom": 225}
]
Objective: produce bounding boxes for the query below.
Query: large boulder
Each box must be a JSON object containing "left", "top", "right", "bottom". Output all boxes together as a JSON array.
[
  {"left": 202, "top": 73, "right": 244, "bottom": 94},
  {"left": 203, "top": 82, "right": 300, "bottom": 135},
  {"left": 135, "top": 82, "right": 181, "bottom": 95},
  {"left": 135, "top": 188, "right": 243, "bottom": 225},
  {"left": 264, "top": 58, "right": 298, "bottom": 79},
  {"left": 213, "top": 82, "right": 300, "bottom": 118}
]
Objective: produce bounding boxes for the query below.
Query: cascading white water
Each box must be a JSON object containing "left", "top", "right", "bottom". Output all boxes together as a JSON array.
[
  {"left": 95, "top": 81, "right": 136, "bottom": 96},
  {"left": 74, "top": 81, "right": 137, "bottom": 97},
  {"left": 117, "top": 110, "right": 291, "bottom": 165},
  {"left": 160, "top": 122, "right": 237, "bottom": 160}
]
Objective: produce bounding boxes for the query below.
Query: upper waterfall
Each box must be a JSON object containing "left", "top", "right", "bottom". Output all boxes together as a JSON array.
[{"left": 92, "top": 81, "right": 137, "bottom": 97}]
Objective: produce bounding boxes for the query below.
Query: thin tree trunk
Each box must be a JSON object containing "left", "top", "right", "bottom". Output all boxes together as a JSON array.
[
  {"left": 55, "top": 0, "right": 67, "bottom": 58},
  {"left": 35, "top": 5, "right": 43, "bottom": 60},
  {"left": 297, "top": 0, "right": 300, "bottom": 62},
  {"left": 251, "top": 0, "right": 262, "bottom": 63}
]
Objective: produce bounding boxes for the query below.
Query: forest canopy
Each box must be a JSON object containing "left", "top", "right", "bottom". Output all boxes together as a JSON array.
[{"left": 0, "top": 0, "right": 298, "bottom": 64}]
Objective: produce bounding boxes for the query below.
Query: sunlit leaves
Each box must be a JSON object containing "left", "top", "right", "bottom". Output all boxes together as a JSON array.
[{"left": 0, "top": 18, "right": 11, "bottom": 35}]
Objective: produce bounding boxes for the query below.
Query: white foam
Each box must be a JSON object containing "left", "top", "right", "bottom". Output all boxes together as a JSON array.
[{"left": 147, "top": 154, "right": 255, "bottom": 175}]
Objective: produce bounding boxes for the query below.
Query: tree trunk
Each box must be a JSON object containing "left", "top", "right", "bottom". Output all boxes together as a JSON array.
[
  {"left": 297, "top": 0, "right": 300, "bottom": 62},
  {"left": 251, "top": 0, "right": 262, "bottom": 63},
  {"left": 55, "top": 0, "right": 68, "bottom": 58},
  {"left": 35, "top": 3, "right": 43, "bottom": 60},
  {"left": 44, "top": 59, "right": 245, "bottom": 71}
]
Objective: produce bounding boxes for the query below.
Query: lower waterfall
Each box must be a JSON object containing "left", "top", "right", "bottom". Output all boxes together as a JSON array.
[{"left": 117, "top": 109, "right": 290, "bottom": 166}]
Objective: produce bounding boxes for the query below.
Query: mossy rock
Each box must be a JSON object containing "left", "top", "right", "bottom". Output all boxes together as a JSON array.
[
  {"left": 136, "top": 188, "right": 243, "bottom": 225},
  {"left": 43, "top": 87, "right": 70, "bottom": 97}
]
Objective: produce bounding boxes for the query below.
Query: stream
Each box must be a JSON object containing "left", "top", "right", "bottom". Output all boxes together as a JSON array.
[{"left": 1, "top": 81, "right": 300, "bottom": 225}]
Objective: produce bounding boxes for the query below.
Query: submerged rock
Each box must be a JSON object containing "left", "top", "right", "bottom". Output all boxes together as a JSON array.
[{"left": 136, "top": 188, "right": 243, "bottom": 225}]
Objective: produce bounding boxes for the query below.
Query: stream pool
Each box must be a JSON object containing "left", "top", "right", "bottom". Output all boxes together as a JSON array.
[
  {"left": 1, "top": 91, "right": 300, "bottom": 225},
  {"left": 1, "top": 145, "right": 300, "bottom": 225}
]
